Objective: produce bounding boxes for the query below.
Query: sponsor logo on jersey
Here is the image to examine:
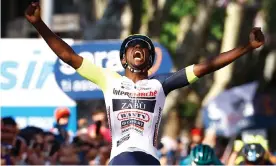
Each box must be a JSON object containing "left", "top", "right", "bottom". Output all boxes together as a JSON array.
[
  {"left": 117, "top": 111, "right": 150, "bottom": 122},
  {"left": 116, "top": 134, "right": 130, "bottom": 147},
  {"left": 120, "top": 119, "right": 144, "bottom": 134},
  {"left": 106, "top": 106, "right": 112, "bottom": 146},
  {"left": 121, "top": 119, "right": 144, "bottom": 129},
  {"left": 153, "top": 107, "right": 162, "bottom": 147},
  {"left": 120, "top": 81, "right": 133, "bottom": 90},
  {"left": 121, "top": 126, "right": 143, "bottom": 135},
  {"left": 113, "top": 99, "right": 156, "bottom": 113},
  {"left": 113, "top": 88, "right": 157, "bottom": 99},
  {"left": 137, "top": 87, "right": 152, "bottom": 90}
]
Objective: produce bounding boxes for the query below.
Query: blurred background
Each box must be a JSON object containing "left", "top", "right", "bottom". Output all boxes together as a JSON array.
[{"left": 1, "top": 0, "right": 276, "bottom": 165}]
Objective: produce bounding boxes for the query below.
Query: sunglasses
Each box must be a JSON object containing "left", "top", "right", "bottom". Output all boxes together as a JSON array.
[{"left": 125, "top": 39, "right": 151, "bottom": 49}]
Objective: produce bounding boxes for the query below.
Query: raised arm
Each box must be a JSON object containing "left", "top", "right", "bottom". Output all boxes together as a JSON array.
[
  {"left": 25, "top": 2, "right": 82, "bottom": 69},
  {"left": 193, "top": 27, "right": 265, "bottom": 77}
]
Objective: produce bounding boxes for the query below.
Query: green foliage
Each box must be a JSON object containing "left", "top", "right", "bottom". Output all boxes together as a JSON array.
[
  {"left": 263, "top": 0, "right": 276, "bottom": 33},
  {"left": 209, "top": 8, "right": 225, "bottom": 41},
  {"left": 141, "top": 0, "right": 150, "bottom": 26},
  {"left": 171, "top": 0, "right": 197, "bottom": 17},
  {"left": 179, "top": 101, "right": 199, "bottom": 118},
  {"left": 160, "top": 0, "right": 197, "bottom": 54}
]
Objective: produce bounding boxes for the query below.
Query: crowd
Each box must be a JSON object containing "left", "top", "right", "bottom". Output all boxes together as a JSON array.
[
  {"left": 1, "top": 107, "right": 276, "bottom": 165},
  {"left": 1, "top": 108, "right": 112, "bottom": 165}
]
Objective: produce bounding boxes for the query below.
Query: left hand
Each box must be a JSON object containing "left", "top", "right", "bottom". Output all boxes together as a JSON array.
[{"left": 249, "top": 27, "right": 265, "bottom": 49}]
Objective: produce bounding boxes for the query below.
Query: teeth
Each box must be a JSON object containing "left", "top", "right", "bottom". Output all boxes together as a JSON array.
[
  {"left": 135, "top": 51, "right": 142, "bottom": 54},
  {"left": 135, "top": 57, "right": 142, "bottom": 60}
]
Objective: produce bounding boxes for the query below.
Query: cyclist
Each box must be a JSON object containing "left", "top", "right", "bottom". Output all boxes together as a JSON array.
[
  {"left": 180, "top": 144, "right": 223, "bottom": 165},
  {"left": 228, "top": 134, "right": 271, "bottom": 165},
  {"left": 25, "top": 2, "right": 265, "bottom": 165},
  {"left": 239, "top": 143, "right": 273, "bottom": 165}
]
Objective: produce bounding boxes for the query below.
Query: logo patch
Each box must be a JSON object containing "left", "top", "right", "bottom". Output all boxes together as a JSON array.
[
  {"left": 113, "top": 99, "right": 156, "bottom": 113},
  {"left": 117, "top": 111, "right": 150, "bottom": 122}
]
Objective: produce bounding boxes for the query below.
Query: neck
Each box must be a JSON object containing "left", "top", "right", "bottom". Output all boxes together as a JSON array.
[{"left": 125, "top": 69, "right": 148, "bottom": 83}]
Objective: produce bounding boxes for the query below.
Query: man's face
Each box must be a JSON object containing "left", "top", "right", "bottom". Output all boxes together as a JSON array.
[
  {"left": 92, "top": 112, "right": 106, "bottom": 123},
  {"left": 44, "top": 135, "right": 55, "bottom": 144},
  {"left": 123, "top": 41, "right": 151, "bottom": 70},
  {"left": 33, "top": 134, "right": 44, "bottom": 153},
  {"left": 1, "top": 123, "right": 17, "bottom": 144},
  {"left": 58, "top": 116, "right": 69, "bottom": 125},
  {"left": 192, "top": 135, "right": 202, "bottom": 144},
  {"left": 44, "top": 134, "right": 55, "bottom": 152}
]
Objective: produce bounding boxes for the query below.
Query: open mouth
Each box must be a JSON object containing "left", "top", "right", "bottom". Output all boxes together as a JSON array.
[{"left": 133, "top": 50, "right": 143, "bottom": 60}]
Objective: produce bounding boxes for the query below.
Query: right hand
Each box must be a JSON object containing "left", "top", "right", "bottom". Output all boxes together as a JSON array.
[
  {"left": 25, "top": 2, "right": 41, "bottom": 24},
  {"left": 249, "top": 27, "right": 265, "bottom": 49}
]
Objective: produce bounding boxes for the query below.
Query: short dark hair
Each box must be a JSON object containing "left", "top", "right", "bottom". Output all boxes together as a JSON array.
[
  {"left": 18, "top": 126, "right": 44, "bottom": 145},
  {"left": 2, "top": 116, "right": 17, "bottom": 126}
]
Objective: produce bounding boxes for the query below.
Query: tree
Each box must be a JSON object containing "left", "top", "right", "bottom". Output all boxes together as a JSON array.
[
  {"left": 162, "top": 0, "right": 217, "bottom": 138},
  {"left": 82, "top": 0, "right": 128, "bottom": 40}
]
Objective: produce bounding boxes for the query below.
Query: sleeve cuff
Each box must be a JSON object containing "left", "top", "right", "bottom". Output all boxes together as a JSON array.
[{"left": 186, "top": 64, "right": 199, "bottom": 84}]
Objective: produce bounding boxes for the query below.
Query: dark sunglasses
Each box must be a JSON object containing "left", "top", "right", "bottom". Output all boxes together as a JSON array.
[{"left": 125, "top": 39, "right": 151, "bottom": 49}]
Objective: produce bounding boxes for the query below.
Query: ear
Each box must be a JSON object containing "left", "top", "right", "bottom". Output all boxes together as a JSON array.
[
  {"left": 121, "top": 54, "right": 127, "bottom": 64},
  {"left": 121, "top": 54, "right": 127, "bottom": 68}
]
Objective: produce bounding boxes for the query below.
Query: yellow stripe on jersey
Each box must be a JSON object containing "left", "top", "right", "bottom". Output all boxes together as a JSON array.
[
  {"left": 76, "top": 58, "right": 121, "bottom": 92},
  {"left": 185, "top": 64, "right": 199, "bottom": 84}
]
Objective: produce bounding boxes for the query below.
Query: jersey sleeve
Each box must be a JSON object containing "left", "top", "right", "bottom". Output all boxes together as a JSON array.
[
  {"left": 76, "top": 58, "right": 121, "bottom": 92},
  {"left": 153, "top": 65, "right": 198, "bottom": 96}
]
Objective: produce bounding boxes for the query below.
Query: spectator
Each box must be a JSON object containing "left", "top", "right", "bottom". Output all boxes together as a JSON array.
[
  {"left": 43, "top": 131, "right": 57, "bottom": 163},
  {"left": 95, "top": 146, "right": 111, "bottom": 165},
  {"left": 51, "top": 107, "right": 72, "bottom": 144},
  {"left": 187, "top": 128, "right": 204, "bottom": 154},
  {"left": 227, "top": 135, "right": 274, "bottom": 165},
  {"left": 1, "top": 117, "right": 18, "bottom": 146},
  {"left": 1, "top": 117, "right": 27, "bottom": 165},
  {"left": 43, "top": 132, "right": 55, "bottom": 152},
  {"left": 72, "top": 134, "right": 95, "bottom": 165},
  {"left": 88, "top": 109, "right": 111, "bottom": 143},
  {"left": 22, "top": 127, "right": 45, "bottom": 165},
  {"left": 77, "top": 118, "right": 89, "bottom": 135},
  {"left": 86, "top": 148, "right": 98, "bottom": 165},
  {"left": 239, "top": 143, "right": 273, "bottom": 165},
  {"left": 156, "top": 143, "right": 168, "bottom": 165},
  {"left": 58, "top": 144, "right": 80, "bottom": 165}
]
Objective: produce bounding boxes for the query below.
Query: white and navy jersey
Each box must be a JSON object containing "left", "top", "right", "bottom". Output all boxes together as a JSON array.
[{"left": 76, "top": 58, "right": 198, "bottom": 161}]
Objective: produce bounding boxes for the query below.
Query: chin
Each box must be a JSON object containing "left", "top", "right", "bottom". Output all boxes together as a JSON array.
[{"left": 132, "top": 63, "right": 146, "bottom": 69}]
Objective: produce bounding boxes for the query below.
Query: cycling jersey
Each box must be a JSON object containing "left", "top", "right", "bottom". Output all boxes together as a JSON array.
[{"left": 77, "top": 58, "right": 198, "bottom": 161}]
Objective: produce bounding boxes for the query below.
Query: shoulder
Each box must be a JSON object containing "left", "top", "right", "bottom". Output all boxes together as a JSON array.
[
  {"left": 150, "top": 73, "right": 172, "bottom": 82},
  {"left": 77, "top": 58, "right": 121, "bottom": 80}
]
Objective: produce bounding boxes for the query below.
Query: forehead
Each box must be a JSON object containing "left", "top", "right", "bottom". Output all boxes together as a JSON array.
[{"left": 125, "top": 47, "right": 150, "bottom": 55}]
